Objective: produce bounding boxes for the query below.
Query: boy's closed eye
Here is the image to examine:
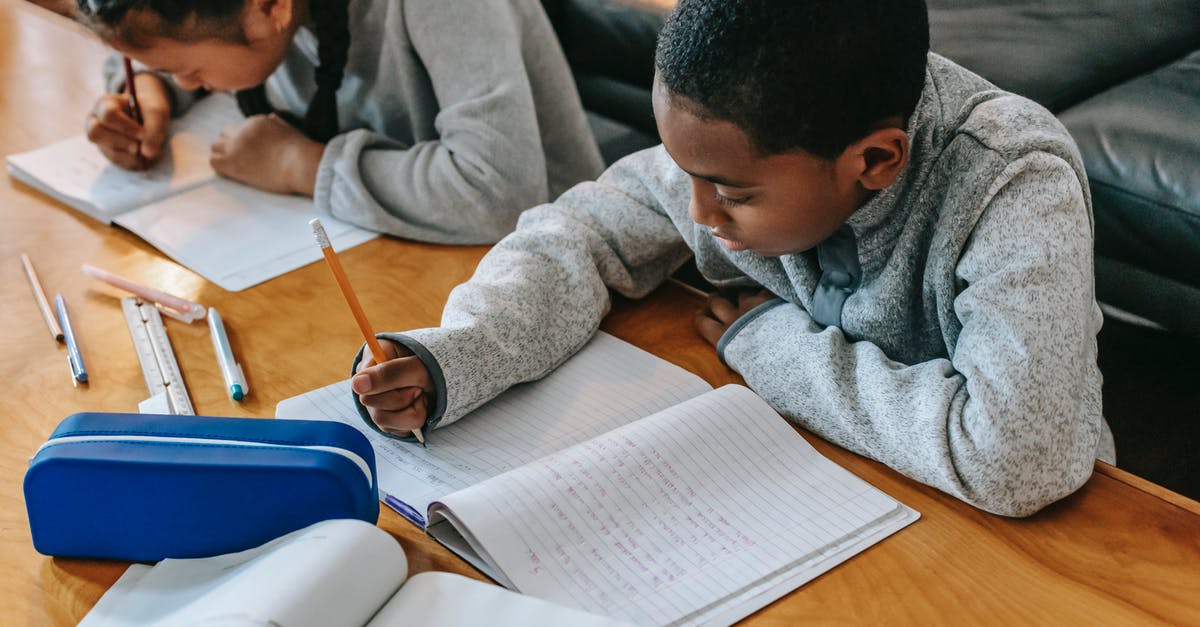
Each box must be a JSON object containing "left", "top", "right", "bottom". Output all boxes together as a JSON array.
[{"left": 714, "top": 191, "right": 751, "bottom": 207}]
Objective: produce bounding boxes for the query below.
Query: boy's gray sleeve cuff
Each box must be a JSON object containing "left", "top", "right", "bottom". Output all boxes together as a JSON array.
[
  {"left": 716, "top": 298, "right": 788, "bottom": 364},
  {"left": 347, "top": 333, "right": 448, "bottom": 443}
]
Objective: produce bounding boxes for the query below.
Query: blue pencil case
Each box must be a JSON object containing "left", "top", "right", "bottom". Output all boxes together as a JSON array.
[{"left": 24, "top": 412, "right": 379, "bottom": 562}]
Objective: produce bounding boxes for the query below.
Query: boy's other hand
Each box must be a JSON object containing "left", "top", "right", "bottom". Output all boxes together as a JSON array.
[
  {"left": 210, "top": 114, "right": 323, "bottom": 196},
  {"left": 695, "top": 288, "right": 776, "bottom": 347},
  {"left": 85, "top": 73, "right": 171, "bottom": 170},
  {"left": 352, "top": 339, "right": 434, "bottom": 438}
]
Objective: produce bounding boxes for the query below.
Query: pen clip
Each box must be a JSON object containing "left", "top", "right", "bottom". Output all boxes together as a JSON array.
[{"left": 81, "top": 264, "right": 207, "bottom": 324}]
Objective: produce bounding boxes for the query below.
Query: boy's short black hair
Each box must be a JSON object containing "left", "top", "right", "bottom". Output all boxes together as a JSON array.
[{"left": 655, "top": 0, "right": 930, "bottom": 159}]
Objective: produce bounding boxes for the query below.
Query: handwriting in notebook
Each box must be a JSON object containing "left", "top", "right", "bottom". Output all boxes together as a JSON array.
[
  {"left": 442, "top": 385, "right": 901, "bottom": 625},
  {"left": 279, "top": 334, "right": 918, "bottom": 626}
]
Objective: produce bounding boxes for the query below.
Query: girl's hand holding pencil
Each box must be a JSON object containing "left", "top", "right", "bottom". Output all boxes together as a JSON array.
[{"left": 85, "top": 71, "right": 171, "bottom": 171}]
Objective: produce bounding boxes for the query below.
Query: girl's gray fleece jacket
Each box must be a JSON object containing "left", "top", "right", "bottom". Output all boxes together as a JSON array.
[
  {"left": 111, "top": 0, "right": 604, "bottom": 244},
  {"left": 356, "top": 53, "right": 1115, "bottom": 518}
]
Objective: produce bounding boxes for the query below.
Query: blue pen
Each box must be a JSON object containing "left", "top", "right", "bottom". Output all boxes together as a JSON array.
[
  {"left": 54, "top": 294, "right": 88, "bottom": 386},
  {"left": 208, "top": 307, "right": 247, "bottom": 401}
]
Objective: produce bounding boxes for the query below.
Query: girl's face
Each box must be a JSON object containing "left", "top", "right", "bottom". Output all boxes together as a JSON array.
[
  {"left": 113, "top": 36, "right": 290, "bottom": 92},
  {"left": 106, "top": 0, "right": 299, "bottom": 92}
]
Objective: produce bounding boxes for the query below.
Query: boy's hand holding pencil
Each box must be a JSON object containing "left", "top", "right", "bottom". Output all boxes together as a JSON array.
[
  {"left": 310, "top": 218, "right": 431, "bottom": 445},
  {"left": 352, "top": 339, "right": 434, "bottom": 438}
]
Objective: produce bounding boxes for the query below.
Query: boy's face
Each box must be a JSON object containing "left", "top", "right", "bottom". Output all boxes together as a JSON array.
[{"left": 652, "top": 78, "right": 867, "bottom": 257}]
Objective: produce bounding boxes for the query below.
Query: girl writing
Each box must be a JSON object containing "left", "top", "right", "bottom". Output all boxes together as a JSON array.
[{"left": 78, "top": 0, "right": 604, "bottom": 243}]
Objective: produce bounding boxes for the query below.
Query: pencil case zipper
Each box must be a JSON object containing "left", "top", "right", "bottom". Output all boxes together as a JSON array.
[{"left": 33, "top": 435, "right": 374, "bottom": 487}]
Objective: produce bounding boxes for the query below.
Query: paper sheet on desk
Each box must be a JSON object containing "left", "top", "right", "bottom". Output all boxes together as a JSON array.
[
  {"left": 114, "top": 180, "right": 376, "bottom": 291},
  {"left": 78, "top": 519, "right": 633, "bottom": 627},
  {"left": 77, "top": 520, "right": 406, "bottom": 627}
]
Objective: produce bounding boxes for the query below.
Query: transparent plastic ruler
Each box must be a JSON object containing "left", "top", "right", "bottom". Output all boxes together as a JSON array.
[{"left": 121, "top": 297, "right": 195, "bottom": 415}]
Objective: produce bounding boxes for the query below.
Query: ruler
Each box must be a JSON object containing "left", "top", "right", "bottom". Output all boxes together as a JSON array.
[{"left": 121, "top": 297, "right": 195, "bottom": 415}]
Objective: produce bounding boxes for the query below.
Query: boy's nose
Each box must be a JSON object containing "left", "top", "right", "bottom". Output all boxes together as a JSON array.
[{"left": 687, "top": 184, "right": 729, "bottom": 229}]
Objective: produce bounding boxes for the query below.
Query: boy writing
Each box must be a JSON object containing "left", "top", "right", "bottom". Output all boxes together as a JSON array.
[{"left": 351, "top": 0, "right": 1113, "bottom": 517}]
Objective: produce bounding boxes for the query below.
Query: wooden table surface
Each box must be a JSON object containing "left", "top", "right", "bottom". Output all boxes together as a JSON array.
[{"left": 2, "top": 1, "right": 1198, "bottom": 624}]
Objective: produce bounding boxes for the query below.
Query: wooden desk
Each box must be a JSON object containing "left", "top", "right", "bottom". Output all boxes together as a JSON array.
[{"left": 2, "top": 1, "right": 1198, "bottom": 624}]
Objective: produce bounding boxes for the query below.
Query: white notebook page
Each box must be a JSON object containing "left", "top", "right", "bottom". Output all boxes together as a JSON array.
[
  {"left": 79, "top": 520, "right": 406, "bottom": 627},
  {"left": 6, "top": 93, "right": 240, "bottom": 220},
  {"left": 275, "top": 332, "right": 714, "bottom": 525},
  {"left": 433, "top": 384, "right": 911, "bottom": 627},
  {"left": 114, "top": 178, "right": 376, "bottom": 291},
  {"left": 368, "top": 572, "right": 634, "bottom": 627}
]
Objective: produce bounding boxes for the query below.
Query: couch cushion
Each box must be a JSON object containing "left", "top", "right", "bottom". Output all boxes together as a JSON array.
[
  {"left": 586, "top": 111, "right": 659, "bottom": 165},
  {"left": 1061, "top": 49, "right": 1200, "bottom": 290},
  {"left": 542, "top": 0, "right": 669, "bottom": 136},
  {"left": 546, "top": 0, "right": 1200, "bottom": 149},
  {"left": 929, "top": 0, "right": 1200, "bottom": 111}
]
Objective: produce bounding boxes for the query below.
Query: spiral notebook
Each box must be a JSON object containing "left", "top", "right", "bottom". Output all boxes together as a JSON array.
[{"left": 277, "top": 332, "right": 919, "bottom": 626}]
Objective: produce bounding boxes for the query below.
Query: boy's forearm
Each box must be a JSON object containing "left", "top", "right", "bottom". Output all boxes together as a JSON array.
[
  {"left": 370, "top": 151, "right": 694, "bottom": 426},
  {"left": 720, "top": 300, "right": 1101, "bottom": 518}
]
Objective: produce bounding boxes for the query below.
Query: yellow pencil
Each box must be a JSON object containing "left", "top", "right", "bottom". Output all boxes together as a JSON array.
[{"left": 309, "top": 219, "right": 426, "bottom": 447}]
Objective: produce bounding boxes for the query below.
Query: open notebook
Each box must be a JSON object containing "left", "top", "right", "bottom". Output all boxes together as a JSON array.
[
  {"left": 80, "top": 519, "right": 630, "bottom": 627},
  {"left": 6, "top": 93, "right": 374, "bottom": 291},
  {"left": 277, "top": 333, "right": 919, "bottom": 626}
]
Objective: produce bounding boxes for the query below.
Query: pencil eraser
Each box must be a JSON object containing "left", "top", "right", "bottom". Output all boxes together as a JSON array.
[{"left": 309, "top": 218, "right": 331, "bottom": 248}]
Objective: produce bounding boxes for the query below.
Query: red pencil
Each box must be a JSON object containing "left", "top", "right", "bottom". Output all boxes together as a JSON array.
[
  {"left": 122, "top": 56, "right": 145, "bottom": 168},
  {"left": 122, "top": 56, "right": 143, "bottom": 124}
]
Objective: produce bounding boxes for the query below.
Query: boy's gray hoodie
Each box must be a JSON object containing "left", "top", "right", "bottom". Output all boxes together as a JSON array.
[{"left": 360, "top": 54, "right": 1113, "bottom": 518}]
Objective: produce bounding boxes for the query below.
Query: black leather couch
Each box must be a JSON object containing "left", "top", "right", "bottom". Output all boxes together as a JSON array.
[{"left": 542, "top": 0, "right": 1200, "bottom": 337}]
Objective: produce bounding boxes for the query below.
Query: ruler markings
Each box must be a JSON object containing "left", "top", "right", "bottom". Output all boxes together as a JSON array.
[{"left": 121, "top": 297, "right": 195, "bottom": 415}]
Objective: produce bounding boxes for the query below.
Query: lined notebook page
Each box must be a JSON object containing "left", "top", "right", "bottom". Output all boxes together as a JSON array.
[
  {"left": 433, "top": 384, "right": 912, "bottom": 627},
  {"left": 6, "top": 93, "right": 241, "bottom": 220},
  {"left": 275, "top": 332, "right": 713, "bottom": 525}
]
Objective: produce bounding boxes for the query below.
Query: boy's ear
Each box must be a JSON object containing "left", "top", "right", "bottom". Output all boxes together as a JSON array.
[
  {"left": 845, "top": 127, "right": 909, "bottom": 192},
  {"left": 243, "top": 0, "right": 294, "bottom": 41}
]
